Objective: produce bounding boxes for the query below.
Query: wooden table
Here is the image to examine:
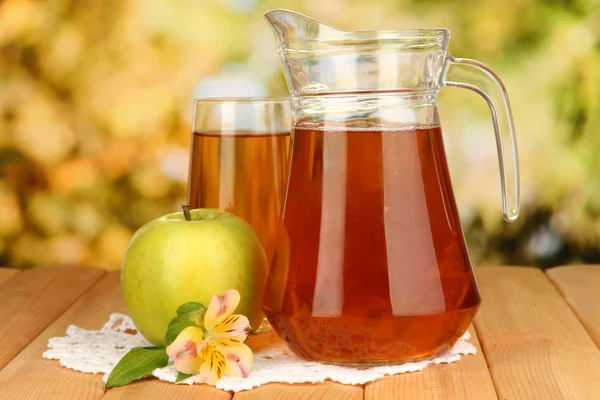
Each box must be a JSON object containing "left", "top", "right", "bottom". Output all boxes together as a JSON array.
[{"left": 0, "top": 265, "right": 599, "bottom": 399}]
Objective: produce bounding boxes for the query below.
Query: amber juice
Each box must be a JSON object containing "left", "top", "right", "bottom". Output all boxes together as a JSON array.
[
  {"left": 263, "top": 124, "right": 480, "bottom": 363},
  {"left": 187, "top": 131, "right": 290, "bottom": 262}
]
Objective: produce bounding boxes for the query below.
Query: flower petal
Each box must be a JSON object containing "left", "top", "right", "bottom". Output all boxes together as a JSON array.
[
  {"left": 166, "top": 326, "right": 203, "bottom": 358},
  {"left": 198, "top": 341, "right": 227, "bottom": 385},
  {"left": 166, "top": 326, "right": 204, "bottom": 374},
  {"left": 213, "top": 334, "right": 247, "bottom": 349},
  {"left": 223, "top": 342, "right": 254, "bottom": 378},
  {"left": 211, "top": 314, "right": 251, "bottom": 347},
  {"left": 174, "top": 353, "right": 204, "bottom": 375},
  {"left": 204, "top": 289, "right": 241, "bottom": 331},
  {"left": 214, "top": 314, "right": 251, "bottom": 335}
]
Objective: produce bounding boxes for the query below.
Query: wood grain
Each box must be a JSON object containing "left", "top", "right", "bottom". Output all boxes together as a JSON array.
[
  {"left": 0, "top": 267, "right": 105, "bottom": 372},
  {"left": 0, "top": 268, "right": 19, "bottom": 287},
  {"left": 474, "top": 266, "right": 600, "bottom": 400},
  {"left": 0, "top": 272, "right": 121, "bottom": 400},
  {"left": 102, "top": 380, "right": 232, "bottom": 400},
  {"left": 232, "top": 381, "right": 363, "bottom": 400},
  {"left": 0, "top": 271, "right": 231, "bottom": 400},
  {"left": 364, "top": 326, "right": 497, "bottom": 400},
  {"left": 4, "top": 265, "right": 600, "bottom": 399},
  {"left": 547, "top": 265, "right": 600, "bottom": 348}
]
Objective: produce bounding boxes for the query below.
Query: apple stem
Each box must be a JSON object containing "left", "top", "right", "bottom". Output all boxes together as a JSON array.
[{"left": 182, "top": 204, "right": 192, "bottom": 221}]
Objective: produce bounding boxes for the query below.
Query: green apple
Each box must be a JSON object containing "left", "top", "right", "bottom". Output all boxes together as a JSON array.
[{"left": 121, "top": 208, "right": 268, "bottom": 346}]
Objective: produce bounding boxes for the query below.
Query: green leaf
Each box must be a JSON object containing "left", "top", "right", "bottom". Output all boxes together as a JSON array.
[
  {"left": 105, "top": 346, "right": 168, "bottom": 388},
  {"left": 187, "top": 308, "right": 207, "bottom": 327},
  {"left": 164, "top": 315, "right": 196, "bottom": 345},
  {"left": 177, "top": 302, "right": 205, "bottom": 316},
  {"left": 164, "top": 302, "right": 208, "bottom": 345},
  {"left": 176, "top": 372, "right": 193, "bottom": 383}
]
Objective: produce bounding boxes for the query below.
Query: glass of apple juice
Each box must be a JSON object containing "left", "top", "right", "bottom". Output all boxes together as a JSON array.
[{"left": 187, "top": 98, "right": 291, "bottom": 267}]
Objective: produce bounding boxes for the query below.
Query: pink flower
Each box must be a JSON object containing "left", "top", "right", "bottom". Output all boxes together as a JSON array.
[{"left": 166, "top": 289, "right": 254, "bottom": 384}]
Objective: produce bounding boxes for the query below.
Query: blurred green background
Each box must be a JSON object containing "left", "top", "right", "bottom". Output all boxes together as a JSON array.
[{"left": 1, "top": 0, "right": 599, "bottom": 270}]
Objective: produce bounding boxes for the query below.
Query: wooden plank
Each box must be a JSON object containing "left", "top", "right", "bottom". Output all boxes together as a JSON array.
[
  {"left": 0, "top": 266, "right": 105, "bottom": 372},
  {"left": 0, "top": 272, "right": 229, "bottom": 400},
  {"left": 547, "top": 265, "right": 600, "bottom": 348},
  {"left": 364, "top": 326, "right": 497, "bottom": 400},
  {"left": 102, "top": 380, "right": 232, "bottom": 400},
  {"left": 474, "top": 266, "right": 600, "bottom": 400},
  {"left": 232, "top": 381, "right": 363, "bottom": 400},
  {"left": 0, "top": 271, "right": 231, "bottom": 400},
  {"left": 0, "top": 272, "right": 122, "bottom": 400},
  {"left": 0, "top": 268, "right": 19, "bottom": 287}
]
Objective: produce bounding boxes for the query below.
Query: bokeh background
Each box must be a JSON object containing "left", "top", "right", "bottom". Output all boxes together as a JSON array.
[{"left": 1, "top": 0, "right": 599, "bottom": 270}]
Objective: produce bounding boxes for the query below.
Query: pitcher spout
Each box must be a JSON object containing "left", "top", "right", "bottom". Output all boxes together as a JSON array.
[
  {"left": 264, "top": 10, "right": 449, "bottom": 96},
  {"left": 264, "top": 9, "right": 342, "bottom": 46}
]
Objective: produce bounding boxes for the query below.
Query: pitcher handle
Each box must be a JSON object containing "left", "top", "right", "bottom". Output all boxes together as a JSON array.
[{"left": 444, "top": 56, "right": 520, "bottom": 222}]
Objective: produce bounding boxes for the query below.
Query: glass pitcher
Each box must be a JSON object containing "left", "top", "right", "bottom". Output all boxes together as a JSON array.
[{"left": 262, "top": 10, "right": 520, "bottom": 363}]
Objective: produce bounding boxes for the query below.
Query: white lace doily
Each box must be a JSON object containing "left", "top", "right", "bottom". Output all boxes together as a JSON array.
[{"left": 43, "top": 313, "right": 476, "bottom": 392}]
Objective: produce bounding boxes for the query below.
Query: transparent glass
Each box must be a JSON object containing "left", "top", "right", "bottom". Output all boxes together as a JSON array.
[
  {"left": 187, "top": 98, "right": 291, "bottom": 263},
  {"left": 263, "top": 10, "right": 520, "bottom": 363}
]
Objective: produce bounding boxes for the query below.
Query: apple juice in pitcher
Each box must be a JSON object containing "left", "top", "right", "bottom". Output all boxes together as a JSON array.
[
  {"left": 263, "top": 10, "right": 520, "bottom": 363},
  {"left": 263, "top": 122, "right": 480, "bottom": 362}
]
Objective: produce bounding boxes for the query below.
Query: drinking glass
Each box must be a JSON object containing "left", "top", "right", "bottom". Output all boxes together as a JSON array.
[{"left": 187, "top": 98, "right": 291, "bottom": 264}]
